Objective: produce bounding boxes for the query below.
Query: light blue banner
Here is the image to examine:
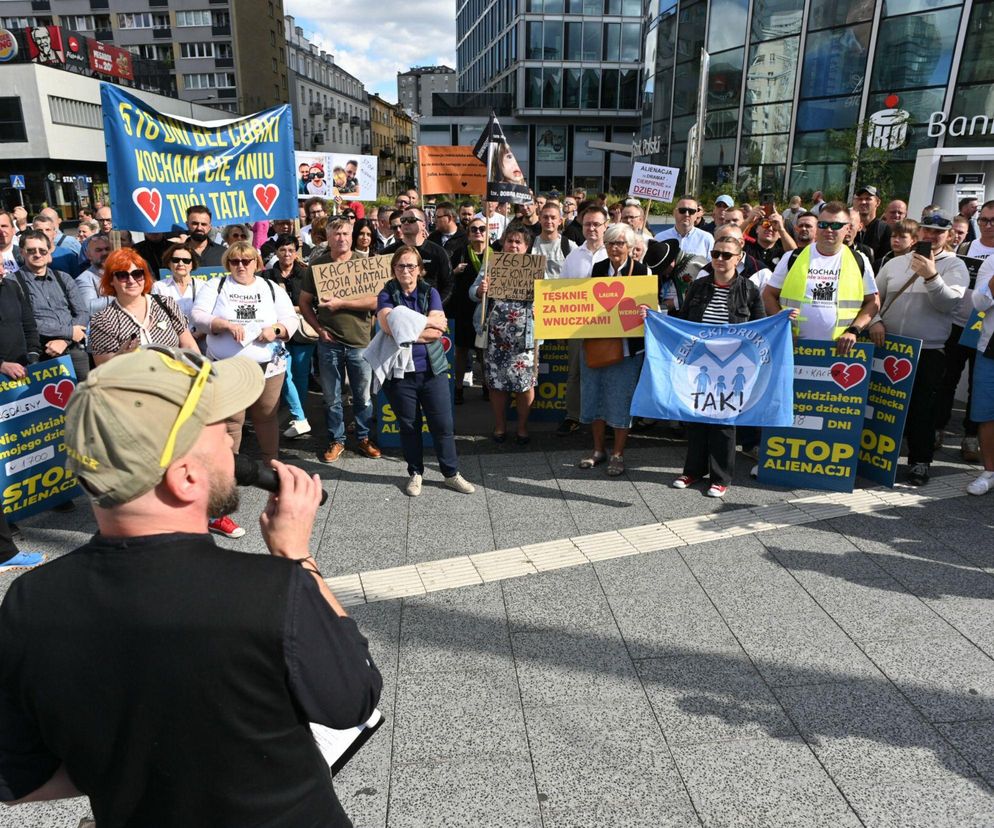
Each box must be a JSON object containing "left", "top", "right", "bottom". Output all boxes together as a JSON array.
[
  {"left": 630, "top": 310, "right": 796, "bottom": 427},
  {"left": 0, "top": 356, "right": 79, "bottom": 520},
  {"left": 101, "top": 83, "right": 297, "bottom": 232}
]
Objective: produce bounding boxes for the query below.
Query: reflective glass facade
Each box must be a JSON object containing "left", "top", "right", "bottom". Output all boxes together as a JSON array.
[{"left": 639, "top": 0, "right": 990, "bottom": 199}]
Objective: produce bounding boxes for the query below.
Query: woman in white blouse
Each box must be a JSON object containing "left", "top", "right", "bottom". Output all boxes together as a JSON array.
[{"left": 192, "top": 241, "right": 298, "bottom": 469}]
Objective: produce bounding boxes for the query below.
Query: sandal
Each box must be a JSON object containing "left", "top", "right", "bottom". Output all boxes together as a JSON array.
[
  {"left": 577, "top": 452, "right": 606, "bottom": 469},
  {"left": 606, "top": 454, "right": 625, "bottom": 476}
]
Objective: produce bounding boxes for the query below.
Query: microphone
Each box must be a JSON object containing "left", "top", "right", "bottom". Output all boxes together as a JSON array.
[{"left": 234, "top": 455, "right": 328, "bottom": 506}]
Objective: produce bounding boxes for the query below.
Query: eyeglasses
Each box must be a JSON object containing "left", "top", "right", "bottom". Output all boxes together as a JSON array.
[
  {"left": 171, "top": 257, "right": 193, "bottom": 265},
  {"left": 582, "top": 222, "right": 605, "bottom": 229},
  {"left": 677, "top": 207, "right": 698, "bottom": 215},
  {"left": 469, "top": 226, "right": 487, "bottom": 233},
  {"left": 394, "top": 263, "right": 419, "bottom": 271},
  {"left": 818, "top": 221, "right": 847, "bottom": 231},
  {"left": 979, "top": 217, "right": 994, "bottom": 226},
  {"left": 23, "top": 247, "right": 48, "bottom": 255},
  {"left": 112, "top": 269, "right": 145, "bottom": 282},
  {"left": 710, "top": 250, "right": 738, "bottom": 260},
  {"left": 606, "top": 240, "right": 628, "bottom": 247},
  {"left": 228, "top": 258, "right": 254, "bottom": 267},
  {"left": 150, "top": 347, "right": 215, "bottom": 469},
  {"left": 400, "top": 216, "right": 422, "bottom": 224}
]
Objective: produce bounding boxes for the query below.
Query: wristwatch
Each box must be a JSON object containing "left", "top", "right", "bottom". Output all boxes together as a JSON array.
[{"left": 844, "top": 325, "right": 861, "bottom": 336}]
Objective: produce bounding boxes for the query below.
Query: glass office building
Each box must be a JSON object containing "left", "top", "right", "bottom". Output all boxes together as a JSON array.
[
  {"left": 442, "top": 0, "right": 644, "bottom": 192},
  {"left": 639, "top": 0, "right": 994, "bottom": 199}
]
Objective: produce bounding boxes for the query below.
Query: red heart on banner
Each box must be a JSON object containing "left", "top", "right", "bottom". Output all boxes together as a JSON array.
[
  {"left": 830, "top": 362, "right": 866, "bottom": 390},
  {"left": 592, "top": 280, "right": 625, "bottom": 311},
  {"left": 132, "top": 187, "right": 162, "bottom": 225},
  {"left": 43, "top": 379, "right": 75, "bottom": 410},
  {"left": 253, "top": 184, "right": 279, "bottom": 215},
  {"left": 883, "top": 356, "right": 912, "bottom": 383},
  {"left": 617, "top": 297, "right": 644, "bottom": 331}
]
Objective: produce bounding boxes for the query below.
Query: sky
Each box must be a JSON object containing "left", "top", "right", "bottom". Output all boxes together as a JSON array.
[{"left": 284, "top": 0, "right": 457, "bottom": 103}]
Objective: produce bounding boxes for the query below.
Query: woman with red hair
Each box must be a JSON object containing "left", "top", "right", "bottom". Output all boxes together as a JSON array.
[{"left": 87, "top": 248, "right": 198, "bottom": 365}]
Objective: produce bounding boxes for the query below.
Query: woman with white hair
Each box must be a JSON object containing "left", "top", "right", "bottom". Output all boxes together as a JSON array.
[{"left": 577, "top": 222, "right": 653, "bottom": 476}]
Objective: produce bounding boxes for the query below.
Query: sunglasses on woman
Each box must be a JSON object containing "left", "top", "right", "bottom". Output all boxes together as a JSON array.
[
  {"left": 171, "top": 256, "right": 192, "bottom": 265},
  {"left": 469, "top": 226, "right": 487, "bottom": 233},
  {"left": 228, "top": 258, "right": 254, "bottom": 267},
  {"left": 113, "top": 269, "right": 145, "bottom": 282}
]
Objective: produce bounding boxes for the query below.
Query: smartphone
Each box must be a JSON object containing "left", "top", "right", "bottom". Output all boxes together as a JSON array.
[
  {"left": 761, "top": 193, "right": 775, "bottom": 215},
  {"left": 914, "top": 240, "right": 932, "bottom": 257}
]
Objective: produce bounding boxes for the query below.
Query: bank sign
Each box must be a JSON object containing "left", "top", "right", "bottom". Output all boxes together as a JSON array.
[{"left": 867, "top": 92, "right": 993, "bottom": 150}]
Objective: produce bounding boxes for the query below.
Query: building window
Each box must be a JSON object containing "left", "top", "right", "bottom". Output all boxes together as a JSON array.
[
  {"left": 213, "top": 11, "right": 230, "bottom": 28},
  {"left": 118, "top": 12, "right": 170, "bottom": 29},
  {"left": 0, "top": 97, "right": 27, "bottom": 143},
  {"left": 63, "top": 15, "right": 111, "bottom": 32},
  {"left": 131, "top": 44, "right": 173, "bottom": 62},
  {"left": 183, "top": 72, "right": 236, "bottom": 90},
  {"left": 176, "top": 10, "right": 213, "bottom": 27},
  {"left": 180, "top": 42, "right": 229, "bottom": 59}
]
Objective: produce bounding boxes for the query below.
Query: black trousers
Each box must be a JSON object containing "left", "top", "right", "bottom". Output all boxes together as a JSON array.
[
  {"left": 0, "top": 511, "right": 19, "bottom": 565},
  {"left": 905, "top": 348, "right": 946, "bottom": 465},
  {"left": 934, "top": 325, "right": 977, "bottom": 436},
  {"left": 683, "top": 423, "right": 736, "bottom": 486}
]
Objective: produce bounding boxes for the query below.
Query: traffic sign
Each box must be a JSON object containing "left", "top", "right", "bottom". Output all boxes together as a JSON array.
[{"left": 9, "top": 175, "right": 25, "bottom": 190}]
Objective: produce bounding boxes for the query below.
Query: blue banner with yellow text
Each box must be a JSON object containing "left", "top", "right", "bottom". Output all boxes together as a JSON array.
[
  {"left": 630, "top": 310, "right": 795, "bottom": 426},
  {"left": 0, "top": 356, "right": 79, "bottom": 520},
  {"left": 101, "top": 83, "right": 297, "bottom": 232},
  {"left": 758, "top": 341, "right": 873, "bottom": 493}
]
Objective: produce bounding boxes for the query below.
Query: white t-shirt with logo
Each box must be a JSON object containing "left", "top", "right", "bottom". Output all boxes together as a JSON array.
[
  {"left": 2, "top": 246, "right": 17, "bottom": 277},
  {"left": 967, "top": 240, "right": 994, "bottom": 260},
  {"left": 193, "top": 275, "right": 295, "bottom": 362},
  {"left": 769, "top": 247, "right": 876, "bottom": 341}
]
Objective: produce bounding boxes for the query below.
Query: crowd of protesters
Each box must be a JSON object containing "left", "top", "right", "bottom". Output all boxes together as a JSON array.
[{"left": 2, "top": 185, "right": 993, "bottom": 575}]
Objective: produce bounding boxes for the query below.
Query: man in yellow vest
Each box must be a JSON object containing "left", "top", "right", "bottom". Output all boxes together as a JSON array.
[{"left": 763, "top": 202, "right": 879, "bottom": 355}]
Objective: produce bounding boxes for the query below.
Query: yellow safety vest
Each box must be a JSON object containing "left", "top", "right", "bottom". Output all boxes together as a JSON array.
[{"left": 779, "top": 245, "right": 866, "bottom": 339}]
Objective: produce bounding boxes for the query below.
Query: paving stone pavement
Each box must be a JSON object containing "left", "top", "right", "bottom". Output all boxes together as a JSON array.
[{"left": 3, "top": 430, "right": 994, "bottom": 827}]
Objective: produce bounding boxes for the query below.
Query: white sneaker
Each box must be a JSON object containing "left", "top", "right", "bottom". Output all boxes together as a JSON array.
[
  {"left": 283, "top": 418, "right": 311, "bottom": 439},
  {"left": 967, "top": 471, "right": 994, "bottom": 496},
  {"left": 405, "top": 474, "right": 423, "bottom": 497},
  {"left": 444, "top": 473, "right": 475, "bottom": 494}
]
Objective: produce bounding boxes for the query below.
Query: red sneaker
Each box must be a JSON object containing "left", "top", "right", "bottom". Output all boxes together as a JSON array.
[
  {"left": 706, "top": 484, "right": 728, "bottom": 498},
  {"left": 208, "top": 516, "right": 245, "bottom": 538},
  {"left": 672, "top": 475, "right": 699, "bottom": 489}
]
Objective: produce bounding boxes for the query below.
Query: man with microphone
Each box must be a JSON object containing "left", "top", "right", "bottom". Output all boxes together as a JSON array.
[{"left": 0, "top": 346, "right": 382, "bottom": 826}]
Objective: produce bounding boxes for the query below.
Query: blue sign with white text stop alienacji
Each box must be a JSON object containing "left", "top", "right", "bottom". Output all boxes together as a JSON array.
[{"left": 101, "top": 83, "right": 297, "bottom": 232}]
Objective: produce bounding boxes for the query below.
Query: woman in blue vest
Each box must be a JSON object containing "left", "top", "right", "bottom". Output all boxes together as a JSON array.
[
  {"left": 672, "top": 234, "right": 765, "bottom": 497},
  {"left": 375, "top": 246, "right": 475, "bottom": 497}
]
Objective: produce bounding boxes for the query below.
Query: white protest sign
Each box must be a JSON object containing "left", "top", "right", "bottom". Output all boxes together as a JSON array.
[{"left": 629, "top": 162, "right": 680, "bottom": 203}]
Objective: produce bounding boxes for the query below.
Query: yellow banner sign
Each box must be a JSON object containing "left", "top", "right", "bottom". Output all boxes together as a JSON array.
[
  {"left": 312, "top": 255, "right": 392, "bottom": 303},
  {"left": 488, "top": 252, "right": 546, "bottom": 302},
  {"left": 534, "top": 276, "right": 658, "bottom": 339}
]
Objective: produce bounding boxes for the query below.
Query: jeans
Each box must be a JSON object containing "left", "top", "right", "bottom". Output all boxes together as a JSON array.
[
  {"left": 382, "top": 371, "right": 458, "bottom": 477},
  {"left": 905, "top": 348, "right": 946, "bottom": 466},
  {"left": 317, "top": 341, "right": 372, "bottom": 444},
  {"left": 283, "top": 342, "right": 316, "bottom": 422}
]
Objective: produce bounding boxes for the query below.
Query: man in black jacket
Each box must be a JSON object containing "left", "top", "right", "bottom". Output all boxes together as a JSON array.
[
  {"left": 0, "top": 267, "right": 44, "bottom": 573},
  {"left": 383, "top": 207, "right": 453, "bottom": 303},
  {"left": 853, "top": 185, "right": 892, "bottom": 261},
  {"left": 0, "top": 347, "right": 382, "bottom": 825}
]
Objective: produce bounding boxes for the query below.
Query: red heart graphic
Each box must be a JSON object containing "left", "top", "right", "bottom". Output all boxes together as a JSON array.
[
  {"left": 830, "top": 362, "right": 866, "bottom": 390},
  {"left": 43, "top": 379, "right": 75, "bottom": 410},
  {"left": 132, "top": 187, "right": 161, "bottom": 225},
  {"left": 592, "top": 280, "right": 625, "bottom": 311},
  {"left": 253, "top": 184, "right": 279, "bottom": 215},
  {"left": 883, "top": 356, "right": 912, "bottom": 383},
  {"left": 617, "top": 297, "right": 644, "bottom": 332}
]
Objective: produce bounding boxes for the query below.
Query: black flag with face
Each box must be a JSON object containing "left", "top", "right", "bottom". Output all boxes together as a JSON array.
[{"left": 473, "top": 111, "right": 531, "bottom": 205}]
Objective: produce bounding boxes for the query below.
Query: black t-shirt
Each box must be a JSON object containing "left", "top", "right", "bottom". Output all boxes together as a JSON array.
[
  {"left": 0, "top": 533, "right": 382, "bottom": 825},
  {"left": 382, "top": 238, "right": 453, "bottom": 303}
]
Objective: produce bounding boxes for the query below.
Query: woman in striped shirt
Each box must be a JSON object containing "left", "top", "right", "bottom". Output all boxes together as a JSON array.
[{"left": 672, "top": 235, "right": 765, "bottom": 498}]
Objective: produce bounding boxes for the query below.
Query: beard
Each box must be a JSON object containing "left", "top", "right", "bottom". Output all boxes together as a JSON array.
[
  {"left": 207, "top": 470, "right": 240, "bottom": 518},
  {"left": 189, "top": 230, "right": 209, "bottom": 243}
]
